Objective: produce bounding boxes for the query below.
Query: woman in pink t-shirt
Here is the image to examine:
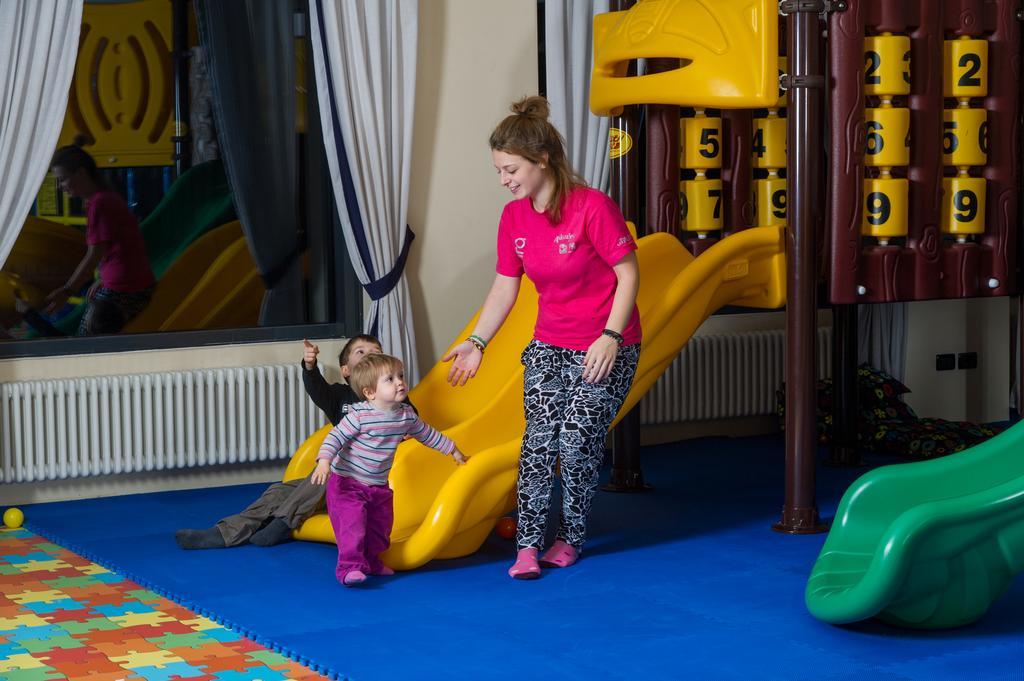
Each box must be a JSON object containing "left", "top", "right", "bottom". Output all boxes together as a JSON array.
[
  {"left": 444, "top": 96, "right": 642, "bottom": 580},
  {"left": 44, "top": 138, "right": 155, "bottom": 335}
]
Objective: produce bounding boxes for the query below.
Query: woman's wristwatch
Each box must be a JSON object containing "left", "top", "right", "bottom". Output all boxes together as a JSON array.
[{"left": 601, "top": 328, "right": 624, "bottom": 344}]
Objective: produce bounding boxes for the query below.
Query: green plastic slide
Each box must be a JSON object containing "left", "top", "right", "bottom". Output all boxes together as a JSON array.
[
  {"left": 805, "top": 419, "right": 1024, "bottom": 629},
  {"left": 140, "top": 159, "right": 236, "bottom": 279}
]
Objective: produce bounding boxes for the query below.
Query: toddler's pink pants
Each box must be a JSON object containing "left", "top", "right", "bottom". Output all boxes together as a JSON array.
[{"left": 326, "top": 474, "right": 394, "bottom": 580}]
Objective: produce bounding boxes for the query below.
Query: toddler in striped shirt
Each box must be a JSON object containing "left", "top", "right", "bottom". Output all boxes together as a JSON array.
[{"left": 311, "top": 353, "right": 466, "bottom": 585}]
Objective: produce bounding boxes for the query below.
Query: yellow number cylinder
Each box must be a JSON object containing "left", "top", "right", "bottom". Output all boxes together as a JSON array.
[
  {"left": 680, "top": 116, "right": 723, "bottom": 169},
  {"left": 863, "top": 107, "right": 910, "bottom": 167},
  {"left": 944, "top": 38, "right": 988, "bottom": 98},
  {"left": 865, "top": 35, "right": 911, "bottom": 96},
  {"left": 752, "top": 116, "right": 787, "bottom": 169},
  {"left": 861, "top": 177, "right": 908, "bottom": 240},
  {"left": 942, "top": 107, "right": 988, "bottom": 167},
  {"left": 941, "top": 176, "right": 986, "bottom": 236},
  {"left": 680, "top": 178, "right": 724, "bottom": 233},
  {"left": 754, "top": 177, "right": 787, "bottom": 227}
]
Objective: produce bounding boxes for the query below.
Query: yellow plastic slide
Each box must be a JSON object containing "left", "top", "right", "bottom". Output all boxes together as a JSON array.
[
  {"left": 284, "top": 225, "right": 786, "bottom": 570},
  {"left": 123, "top": 221, "right": 265, "bottom": 333},
  {"left": 124, "top": 221, "right": 244, "bottom": 333}
]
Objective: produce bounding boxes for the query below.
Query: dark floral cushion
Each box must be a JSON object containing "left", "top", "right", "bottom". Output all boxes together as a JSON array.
[{"left": 776, "top": 364, "right": 1004, "bottom": 459}]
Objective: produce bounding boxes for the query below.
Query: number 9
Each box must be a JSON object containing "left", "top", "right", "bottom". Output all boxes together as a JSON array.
[{"left": 866, "top": 192, "right": 891, "bottom": 225}]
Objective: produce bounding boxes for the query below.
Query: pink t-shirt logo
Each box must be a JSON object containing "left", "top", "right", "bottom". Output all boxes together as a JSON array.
[
  {"left": 514, "top": 237, "right": 527, "bottom": 258},
  {"left": 554, "top": 232, "right": 577, "bottom": 255}
]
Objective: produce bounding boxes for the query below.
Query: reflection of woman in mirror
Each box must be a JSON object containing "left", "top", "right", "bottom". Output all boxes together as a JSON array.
[{"left": 44, "top": 137, "right": 155, "bottom": 335}]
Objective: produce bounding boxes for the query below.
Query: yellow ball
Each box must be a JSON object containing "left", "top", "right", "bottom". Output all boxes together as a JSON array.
[{"left": 3, "top": 507, "right": 24, "bottom": 529}]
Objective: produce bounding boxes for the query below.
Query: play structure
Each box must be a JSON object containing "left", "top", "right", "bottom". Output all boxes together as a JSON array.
[
  {"left": 285, "top": 223, "right": 786, "bottom": 568},
  {"left": 277, "top": 0, "right": 1024, "bottom": 628},
  {"left": 283, "top": 1, "right": 787, "bottom": 566}
]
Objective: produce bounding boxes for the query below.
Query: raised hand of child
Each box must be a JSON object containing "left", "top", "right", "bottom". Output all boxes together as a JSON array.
[
  {"left": 311, "top": 459, "right": 330, "bottom": 485},
  {"left": 303, "top": 339, "right": 320, "bottom": 370},
  {"left": 451, "top": 447, "right": 467, "bottom": 465}
]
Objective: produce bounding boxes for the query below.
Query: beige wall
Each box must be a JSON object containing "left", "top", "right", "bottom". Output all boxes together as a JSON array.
[
  {"left": 904, "top": 298, "right": 1010, "bottom": 422},
  {"left": 406, "top": 0, "right": 538, "bottom": 371}
]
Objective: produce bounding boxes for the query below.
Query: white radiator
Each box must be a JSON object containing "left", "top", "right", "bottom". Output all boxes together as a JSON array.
[
  {"left": 1, "top": 364, "right": 321, "bottom": 483},
  {"left": 639, "top": 328, "right": 833, "bottom": 424}
]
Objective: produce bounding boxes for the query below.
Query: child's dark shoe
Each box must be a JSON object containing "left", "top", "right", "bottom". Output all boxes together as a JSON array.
[
  {"left": 249, "top": 518, "right": 293, "bottom": 546},
  {"left": 175, "top": 528, "right": 226, "bottom": 550},
  {"left": 539, "top": 540, "right": 578, "bottom": 568},
  {"left": 508, "top": 547, "right": 541, "bottom": 579}
]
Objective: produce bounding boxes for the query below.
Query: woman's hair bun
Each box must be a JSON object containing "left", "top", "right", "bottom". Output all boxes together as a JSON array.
[
  {"left": 510, "top": 96, "right": 550, "bottom": 120},
  {"left": 71, "top": 134, "right": 89, "bottom": 147}
]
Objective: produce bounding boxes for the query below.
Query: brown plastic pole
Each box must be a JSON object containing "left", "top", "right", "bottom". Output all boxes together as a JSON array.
[
  {"left": 603, "top": 0, "right": 649, "bottom": 493},
  {"left": 827, "top": 303, "right": 863, "bottom": 466},
  {"left": 721, "top": 110, "right": 754, "bottom": 237},
  {"left": 827, "top": 0, "right": 864, "bottom": 303},
  {"left": 979, "top": 0, "right": 1020, "bottom": 298},
  {"left": 645, "top": 59, "right": 681, "bottom": 238},
  {"left": 172, "top": 0, "right": 192, "bottom": 177},
  {"left": 775, "top": 3, "right": 827, "bottom": 534},
  {"left": 906, "top": 0, "right": 943, "bottom": 300}
]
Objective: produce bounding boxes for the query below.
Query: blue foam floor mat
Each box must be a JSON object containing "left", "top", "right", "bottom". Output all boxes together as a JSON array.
[{"left": 18, "top": 434, "right": 1024, "bottom": 681}]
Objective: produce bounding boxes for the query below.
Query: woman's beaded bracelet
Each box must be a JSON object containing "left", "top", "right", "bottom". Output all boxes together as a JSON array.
[
  {"left": 601, "top": 328, "right": 624, "bottom": 344},
  {"left": 467, "top": 334, "right": 487, "bottom": 353}
]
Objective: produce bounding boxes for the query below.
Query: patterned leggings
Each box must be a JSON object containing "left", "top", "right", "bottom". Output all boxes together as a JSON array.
[
  {"left": 517, "top": 339, "right": 640, "bottom": 551},
  {"left": 78, "top": 286, "right": 154, "bottom": 336}
]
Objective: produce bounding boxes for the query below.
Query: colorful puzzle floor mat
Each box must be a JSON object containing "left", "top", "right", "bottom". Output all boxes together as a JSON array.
[{"left": 0, "top": 528, "right": 327, "bottom": 681}]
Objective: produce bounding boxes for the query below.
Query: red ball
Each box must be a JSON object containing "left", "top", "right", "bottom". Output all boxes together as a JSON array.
[{"left": 495, "top": 516, "right": 516, "bottom": 540}]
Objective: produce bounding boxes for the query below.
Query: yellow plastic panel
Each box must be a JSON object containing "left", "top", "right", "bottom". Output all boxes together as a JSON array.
[
  {"left": 944, "top": 38, "right": 988, "bottom": 99},
  {"left": 0, "top": 273, "right": 43, "bottom": 330},
  {"left": 123, "top": 221, "right": 243, "bottom": 333},
  {"left": 943, "top": 108, "right": 988, "bottom": 168},
  {"left": 680, "top": 178, "right": 724, "bottom": 233},
  {"left": 680, "top": 115, "right": 722, "bottom": 169},
  {"left": 1, "top": 217, "right": 86, "bottom": 294},
  {"left": 157, "top": 236, "right": 264, "bottom": 331},
  {"left": 754, "top": 177, "right": 787, "bottom": 227},
  {"left": 941, "top": 177, "right": 986, "bottom": 236},
  {"left": 590, "top": 0, "right": 779, "bottom": 114},
  {"left": 60, "top": 0, "right": 174, "bottom": 167},
  {"left": 863, "top": 107, "right": 910, "bottom": 167},
  {"left": 752, "top": 115, "right": 787, "bottom": 169},
  {"left": 0, "top": 217, "right": 86, "bottom": 328},
  {"left": 861, "top": 177, "right": 908, "bottom": 240},
  {"left": 289, "top": 225, "right": 786, "bottom": 569},
  {"left": 864, "top": 35, "right": 911, "bottom": 96}
]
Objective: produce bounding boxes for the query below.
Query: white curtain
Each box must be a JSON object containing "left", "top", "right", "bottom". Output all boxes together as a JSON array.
[
  {"left": 0, "top": 0, "right": 82, "bottom": 268},
  {"left": 545, "top": 0, "right": 611, "bottom": 190},
  {"left": 309, "top": 0, "right": 419, "bottom": 380},
  {"left": 859, "top": 302, "right": 908, "bottom": 381}
]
